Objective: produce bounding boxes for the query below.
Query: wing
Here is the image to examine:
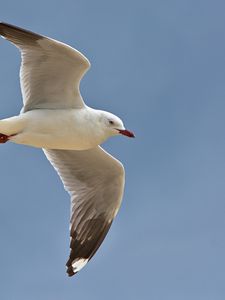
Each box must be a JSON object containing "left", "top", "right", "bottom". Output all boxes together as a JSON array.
[
  {"left": 0, "top": 22, "right": 90, "bottom": 112},
  {"left": 43, "top": 146, "right": 125, "bottom": 276}
]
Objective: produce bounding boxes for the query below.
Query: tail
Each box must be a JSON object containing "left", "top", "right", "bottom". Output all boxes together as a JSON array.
[{"left": 0, "top": 116, "right": 24, "bottom": 136}]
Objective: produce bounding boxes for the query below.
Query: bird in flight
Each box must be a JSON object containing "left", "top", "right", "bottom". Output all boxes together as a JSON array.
[{"left": 0, "top": 22, "right": 134, "bottom": 276}]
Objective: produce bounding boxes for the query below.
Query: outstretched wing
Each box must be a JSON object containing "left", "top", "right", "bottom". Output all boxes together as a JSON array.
[
  {"left": 0, "top": 22, "right": 90, "bottom": 112},
  {"left": 43, "top": 146, "right": 125, "bottom": 276}
]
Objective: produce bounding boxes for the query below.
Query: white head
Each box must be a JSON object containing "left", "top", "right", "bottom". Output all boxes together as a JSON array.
[{"left": 98, "top": 111, "right": 135, "bottom": 138}]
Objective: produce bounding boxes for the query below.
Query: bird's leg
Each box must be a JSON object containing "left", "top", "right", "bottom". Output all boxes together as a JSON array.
[{"left": 0, "top": 133, "right": 9, "bottom": 143}]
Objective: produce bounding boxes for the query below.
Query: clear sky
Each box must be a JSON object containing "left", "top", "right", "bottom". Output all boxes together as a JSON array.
[{"left": 0, "top": 0, "right": 225, "bottom": 299}]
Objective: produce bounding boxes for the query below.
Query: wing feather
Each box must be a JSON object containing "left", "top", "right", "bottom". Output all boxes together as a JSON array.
[
  {"left": 43, "top": 147, "right": 125, "bottom": 276},
  {"left": 0, "top": 22, "right": 90, "bottom": 111}
]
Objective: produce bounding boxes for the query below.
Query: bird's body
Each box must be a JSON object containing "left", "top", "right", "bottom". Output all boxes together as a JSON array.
[
  {"left": 0, "top": 108, "right": 114, "bottom": 150},
  {"left": 0, "top": 22, "right": 134, "bottom": 276}
]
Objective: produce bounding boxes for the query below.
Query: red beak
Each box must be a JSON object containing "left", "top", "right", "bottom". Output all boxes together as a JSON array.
[{"left": 118, "top": 129, "right": 135, "bottom": 138}]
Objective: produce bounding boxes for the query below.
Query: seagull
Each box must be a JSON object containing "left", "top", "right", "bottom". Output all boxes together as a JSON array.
[{"left": 0, "top": 22, "right": 134, "bottom": 276}]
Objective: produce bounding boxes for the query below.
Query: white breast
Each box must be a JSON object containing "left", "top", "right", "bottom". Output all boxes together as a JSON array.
[{"left": 9, "top": 109, "right": 105, "bottom": 150}]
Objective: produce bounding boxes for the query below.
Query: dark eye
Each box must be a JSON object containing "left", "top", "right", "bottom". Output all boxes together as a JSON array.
[{"left": 109, "top": 120, "right": 114, "bottom": 125}]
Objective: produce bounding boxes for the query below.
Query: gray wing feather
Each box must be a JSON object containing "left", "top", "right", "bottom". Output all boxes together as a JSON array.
[
  {"left": 0, "top": 22, "right": 90, "bottom": 111},
  {"left": 43, "top": 147, "right": 125, "bottom": 276}
]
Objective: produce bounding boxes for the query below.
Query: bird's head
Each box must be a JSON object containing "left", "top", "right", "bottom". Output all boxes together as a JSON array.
[{"left": 99, "top": 111, "right": 135, "bottom": 138}]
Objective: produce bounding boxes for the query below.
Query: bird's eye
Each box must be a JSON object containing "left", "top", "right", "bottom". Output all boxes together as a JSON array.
[{"left": 109, "top": 120, "right": 114, "bottom": 125}]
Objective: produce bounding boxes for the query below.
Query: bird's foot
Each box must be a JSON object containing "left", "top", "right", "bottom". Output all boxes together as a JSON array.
[{"left": 0, "top": 133, "right": 9, "bottom": 143}]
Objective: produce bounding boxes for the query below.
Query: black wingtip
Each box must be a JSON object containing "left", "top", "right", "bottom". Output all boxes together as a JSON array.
[
  {"left": 65, "top": 215, "right": 113, "bottom": 277},
  {"left": 67, "top": 266, "right": 76, "bottom": 277},
  {"left": 66, "top": 259, "right": 76, "bottom": 277},
  {"left": 0, "top": 22, "right": 44, "bottom": 43}
]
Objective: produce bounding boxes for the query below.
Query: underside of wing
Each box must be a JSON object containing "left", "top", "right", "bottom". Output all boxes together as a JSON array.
[
  {"left": 0, "top": 22, "right": 90, "bottom": 111},
  {"left": 43, "top": 147, "right": 125, "bottom": 276}
]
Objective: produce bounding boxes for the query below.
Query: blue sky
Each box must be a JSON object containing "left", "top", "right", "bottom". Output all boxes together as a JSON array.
[{"left": 1, "top": 0, "right": 225, "bottom": 299}]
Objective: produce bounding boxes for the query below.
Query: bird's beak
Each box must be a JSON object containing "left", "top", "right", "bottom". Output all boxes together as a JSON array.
[{"left": 117, "top": 129, "right": 135, "bottom": 138}]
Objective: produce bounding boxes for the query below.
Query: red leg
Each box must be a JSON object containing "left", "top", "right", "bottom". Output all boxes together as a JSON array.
[{"left": 0, "top": 133, "right": 9, "bottom": 143}]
